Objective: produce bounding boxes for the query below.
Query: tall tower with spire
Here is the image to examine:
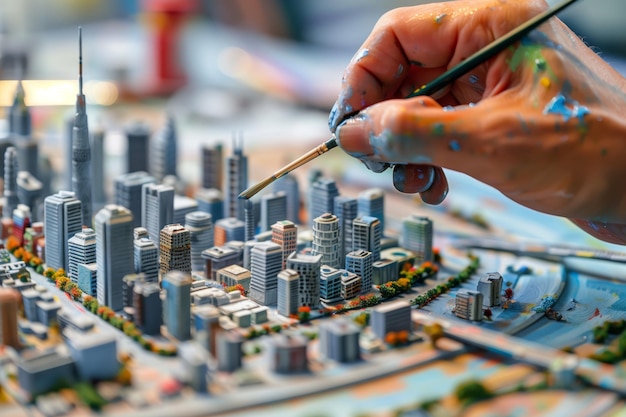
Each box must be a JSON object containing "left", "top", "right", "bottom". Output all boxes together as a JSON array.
[
  {"left": 8, "top": 79, "right": 31, "bottom": 137},
  {"left": 71, "top": 27, "right": 92, "bottom": 227}
]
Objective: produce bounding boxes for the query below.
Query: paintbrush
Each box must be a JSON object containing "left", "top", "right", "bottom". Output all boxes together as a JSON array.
[{"left": 239, "top": 0, "right": 579, "bottom": 200}]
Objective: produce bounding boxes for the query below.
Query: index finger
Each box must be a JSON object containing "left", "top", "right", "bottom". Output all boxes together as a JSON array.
[{"left": 328, "top": 0, "right": 545, "bottom": 130}]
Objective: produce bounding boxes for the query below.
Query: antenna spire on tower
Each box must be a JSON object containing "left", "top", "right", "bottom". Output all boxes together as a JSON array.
[{"left": 78, "top": 26, "right": 83, "bottom": 95}]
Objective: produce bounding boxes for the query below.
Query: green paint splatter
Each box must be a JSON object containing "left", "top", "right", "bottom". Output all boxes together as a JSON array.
[
  {"left": 601, "top": 148, "right": 607, "bottom": 156},
  {"left": 431, "top": 123, "right": 445, "bottom": 136},
  {"left": 508, "top": 44, "right": 552, "bottom": 75}
]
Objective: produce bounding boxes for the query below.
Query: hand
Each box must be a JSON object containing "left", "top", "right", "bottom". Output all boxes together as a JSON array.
[{"left": 329, "top": 0, "right": 626, "bottom": 243}]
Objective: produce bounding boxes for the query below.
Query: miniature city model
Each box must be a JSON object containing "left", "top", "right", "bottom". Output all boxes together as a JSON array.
[{"left": 2, "top": 35, "right": 626, "bottom": 417}]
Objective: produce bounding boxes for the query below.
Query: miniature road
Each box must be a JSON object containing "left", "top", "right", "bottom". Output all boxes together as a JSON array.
[{"left": 412, "top": 310, "right": 626, "bottom": 395}]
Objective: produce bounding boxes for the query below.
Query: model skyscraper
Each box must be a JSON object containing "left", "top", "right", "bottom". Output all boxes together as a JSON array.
[
  {"left": 71, "top": 27, "right": 92, "bottom": 227},
  {"left": 358, "top": 188, "right": 385, "bottom": 233},
  {"left": 334, "top": 196, "right": 357, "bottom": 266},
  {"left": 308, "top": 177, "right": 339, "bottom": 228},
  {"left": 185, "top": 211, "right": 214, "bottom": 272},
  {"left": 162, "top": 271, "right": 192, "bottom": 341},
  {"left": 202, "top": 143, "right": 223, "bottom": 190},
  {"left": 352, "top": 216, "right": 382, "bottom": 262},
  {"left": 287, "top": 252, "right": 322, "bottom": 308},
  {"left": 271, "top": 220, "right": 297, "bottom": 269},
  {"left": 260, "top": 191, "right": 287, "bottom": 232},
  {"left": 95, "top": 205, "right": 134, "bottom": 311},
  {"left": 115, "top": 171, "right": 156, "bottom": 228},
  {"left": 273, "top": 173, "right": 300, "bottom": 224},
  {"left": 249, "top": 241, "right": 283, "bottom": 306},
  {"left": 141, "top": 183, "right": 174, "bottom": 249},
  {"left": 312, "top": 213, "right": 342, "bottom": 269},
  {"left": 224, "top": 137, "right": 248, "bottom": 221},
  {"left": 345, "top": 250, "right": 373, "bottom": 294},
  {"left": 151, "top": 116, "right": 178, "bottom": 182},
  {"left": 3, "top": 147, "right": 19, "bottom": 219},
  {"left": 8, "top": 79, "right": 31, "bottom": 137},
  {"left": 44, "top": 191, "right": 82, "bottom": 271},
  {"left": 67, "top": 227, "right": 97, "bottom": 283},
  {"left": 159, "top": 224, "right": 192, "bottom": 276},
  {"left": 401, "top": 215, "right": 433, "bottom": 264},
  {"left": 125, "top": 122, "right": 151, "bottom": 174},
  {"left": 134, "top": 237, "right": 159, "bottom": 283}
]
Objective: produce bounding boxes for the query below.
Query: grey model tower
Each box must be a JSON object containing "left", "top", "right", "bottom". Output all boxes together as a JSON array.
[
  {"left": 71, "top": 27, "right": 92, "bottom": 227},
  {"left": 44, "top": 191, "right": 82, "bottom": 271},
  {"left": 151, "top": 116, "right": 177, "bottom": 182},
  {"left": 3, "top": 147, "right": 19, "bottom": 219},
  {"left": 202, "top": 143, "right": 223, "bottom": 190},
  {"left": 8, "top": 79, "right": 31, "bottom": 137},
  {"left": 96, "top": 205, "right": 134, "bottom": 311},
  {"left": 90, "top": 127, "right": 106, "bottom": 210},
  {"left": 224, "top": 135, "right": 247, "bottom": 221}
]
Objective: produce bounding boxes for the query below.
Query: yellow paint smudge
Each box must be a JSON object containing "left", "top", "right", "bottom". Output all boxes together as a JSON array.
[{"left": 540, "top": 77, "right": 551, "bottom": 88}]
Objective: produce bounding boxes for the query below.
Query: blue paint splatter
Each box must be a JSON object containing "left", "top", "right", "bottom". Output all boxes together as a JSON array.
[
  {"left": 328, "top": 85, "right": 355, "bottom": 130},
  {"left": 442, "top": 105, "right": 455, "bottom": 112},
  {"left": 353, "top": 48, "right": 369, "bottom": 63},
  {"left": 544, "top": 95, "right": 589, "bottom": 123},
  {"left": 469, "top": 74, "right": 479, "bottom": 84},
  {"left": 449, "top": 140, "right": 461, "bottom": 152},
  {"left": 368, "top": 129, "right": 432, "bottom": 163},
  {"left": 588, "top": 221, "right": 600, "bottom": 232}
]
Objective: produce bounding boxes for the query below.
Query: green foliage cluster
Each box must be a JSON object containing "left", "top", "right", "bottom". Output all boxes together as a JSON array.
[
  {"left": 378, "top": 262, "right": 439, "bottom": 299},
  {"left": 590, "top": 320, "right": 626, "bottom": 364},
  {"left": 412, "top": 255, "right": 480, "bottom": 308}
]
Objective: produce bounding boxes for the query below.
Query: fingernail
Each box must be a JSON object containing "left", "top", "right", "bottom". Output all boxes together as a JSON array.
[
  {"left": 360, "top": 159, "right": 390, "bottom": 173},
  {"left": 335, "top": 115, "right": 373, "bottom": 157},
  {"left": 393, "top": 165, "right": 435, "bottom": 193},
  {"left": 328, "top": 101, "right": 341, "bottom": 132}
]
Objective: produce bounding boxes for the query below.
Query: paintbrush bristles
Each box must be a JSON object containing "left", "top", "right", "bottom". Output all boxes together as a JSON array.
[
  {"left": 239, "top": 176, "right": 276, "bottom": 200},
  {"left": 238, "top": 136, "right": 337, "bottom": 200}
]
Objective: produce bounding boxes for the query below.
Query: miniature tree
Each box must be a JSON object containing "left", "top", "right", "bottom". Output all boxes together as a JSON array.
[
  {"left": 483, "top": 308, "right": 493, "bottom": 321},
  {"left": 454, "top": 380, "right": 493, "bottom": 405},
  {"left": 385, "top": 331, "right": 399, "bottom": 346},
  {"left": 423, "top": 322, "right": 444, "bottom": 348},
  {"left": 298, "top": 305, "right": 311, "bottom": 323}
]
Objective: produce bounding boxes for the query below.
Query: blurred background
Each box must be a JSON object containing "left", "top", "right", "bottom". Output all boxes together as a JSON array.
[{"left": 0, "top": 0, "right": 624, "bottom": 249}]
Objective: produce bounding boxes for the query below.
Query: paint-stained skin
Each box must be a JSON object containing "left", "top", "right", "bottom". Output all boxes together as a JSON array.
[
  {"left": 330, "top": 0, "right": 626, "bottom": 243},
  {"left": 543, "top": 95, "right": 589, "bottom": 123}
]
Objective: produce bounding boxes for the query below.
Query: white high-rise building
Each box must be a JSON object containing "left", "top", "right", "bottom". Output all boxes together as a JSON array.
[
  {"left": 114, "top": 171, "right": 155, "bottom": 228},
  {"left": 287, "top": 252, "right": 322, "bottom": 308},
  {"left": 277, "top": 269, "right": 299, "bottom": 317},
  {"left": 95, "top": 205, "right": 134, "bottom": 311},
  {"left": 249, "top": 242, "right": 283, "bottom": 306},
  {"left": 44, "top": 191, "right": 82, "bottom": 271},
  {"left": 455, "top": 290, "right": 484, "bottom": 321},
  {"left": 320, "top": 265, "right": 342, "bottom": 303},
  {"left": 401, "top": 215, "right": 433, "bottom": 264},
  {"left": 477, "top": 272, "right": 503, "bottom": 307},
  {"left": 185, "top": 211, "right": 213, "bottom": 272},
  {"left": 67, "top": 228, "right": 96, "bottom": 283},
  {"left": 352, "top": 216, "right": 382, "bottom": 262},
  {"left": 312, "top": 213, "right": 341, "bottom": 269},
  {"left": 345, "top": 250, "right": 373, "bottom": 294},
  {"left": 134, "top": 237, "right": 159, "bottom": 283}
]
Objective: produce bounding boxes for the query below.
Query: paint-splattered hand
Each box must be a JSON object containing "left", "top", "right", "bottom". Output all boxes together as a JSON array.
[{"left": 329, "top": 0, "right": 626, "bottom": 243}]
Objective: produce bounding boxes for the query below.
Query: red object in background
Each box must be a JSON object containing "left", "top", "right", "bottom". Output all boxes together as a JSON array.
[{"left": 141, "top": 0, "right": 198, "bottom": 95}]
